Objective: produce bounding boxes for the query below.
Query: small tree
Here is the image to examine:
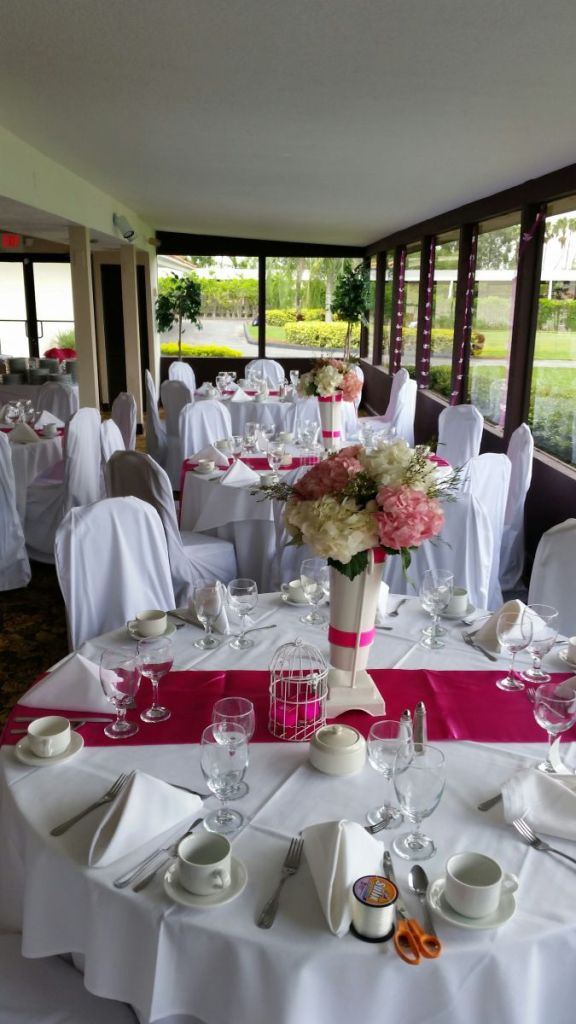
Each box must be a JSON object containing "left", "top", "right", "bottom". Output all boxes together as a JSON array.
[
  {"left": 155, "top": 274, "right": 202, "bottom": 360},
  {"left": 331, "top": 262, "right": 370, "bottom": 359}
]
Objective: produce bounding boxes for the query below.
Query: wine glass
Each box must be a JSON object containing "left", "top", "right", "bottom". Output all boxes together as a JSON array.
[
  {"left": 212, "top": 697, "right": 255, "bottom": 799},
  {"left": 243, "top": 421, "right": 260, "bottom": 452},
  {"left": 300, "top": 557, "right": 329, "bottom": 624},
  {"left": 215, "top": 372, "right": 228, "bottom": 397},
  {"left": 192, "top": 581, "right": 223, "bottom": 649},
  {"left": 230, "top": 434, "right": 244, "bottom": 462},
  {"left": 359, "top": 423, "right": 375, "bottom": 449},
  {"left": 289, "top": 369, "right": 300, "bottom": 390},
  {"left": 521, "top": 604, "right": 559, "bottom": 683},
  {"left": 200, "top": 722, "right": 248, "bottom": 834},
  {"left": 366, "top": 719, "right": 413, "bottom": 828},
  {"left": 260, "top": 424, "right": 276, "bottom": 452},
  {"left": 137, "top": 637, "right": 174, "bottom": 722},
  {"left": 267, "top": 440, "right": 285, "bottom": 480},
  {"left": 227, "top": 578, "right": 258, "bottom": 649},
  {"left": 496, "top": 611, "right": 533, "bottom": 691},
  {"left": 533, "top": 682, "right": 576, "bottom": 773},
  {"left": 392, "top": 743, "right": 446, "bottom": 860},
  {"left": 419, "top": 569, "right": 453, "bottom": 648},
  {"left": 99, "top": 650, "right": 142, "bottom": 739}
]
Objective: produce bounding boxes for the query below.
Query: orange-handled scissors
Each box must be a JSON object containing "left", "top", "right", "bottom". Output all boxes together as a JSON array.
[{"left": 382, "top": 851, "right": 442, "bottom": 965}]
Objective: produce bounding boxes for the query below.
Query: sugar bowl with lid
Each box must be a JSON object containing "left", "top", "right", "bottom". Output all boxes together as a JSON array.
[{"left": 309, "top": 724, "right": 366, "bottom": 775}]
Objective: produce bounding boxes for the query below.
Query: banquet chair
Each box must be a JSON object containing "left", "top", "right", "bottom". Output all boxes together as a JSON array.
[
  {"left": 111, "top": 391, "right": 137, "bottom": 450},
  {"left": 24, "top": 407, "right": 102, "bottom": 564},
  {"left": 160, "top": 379, "right": 193, "bottom": 488},
  {"left": 460, "top": 452, "right": 511, "bottom": 608},
  {"left": 100, "top": 419, "right": 126, "bottom": 462},
  {"left": 35, "top": 381, "right": 79, "bottom": 423},
  {"left": 360, "top": 371, "right": 417, "bottom": 446},
  {"left": 144, "top": 369, "right": 168, "bottom": 469},
  {"left": 105, "top": 451, "right": 238, "bottom": 606},
  {"left": 528, "top": 519, "right": 576, "bottom": 637},
  {"left": 55, "top": 496, "right": 176, "bottom": 650},
  {"left": 0, "top": 934, "right": 138, "bottom": 1024},
  {"left": 350, "top": 362, "right": 364, "bottom": 410},
  {"left": 179, "top": 399, "right": 232, "bottom": 461},
  {"left": 437, "top": 404, "right": 484, "bottom": 468},
  {"left": 499, "top": 423, "right": 534, "bottom": 591},
  {"left": 168, "top": 359, "right": 197, "bottom": 393},
  {"left": 0, "top": 432, "right": 31, "bottom": 589},
  {"left": 245, "top": 358, "right": 285, "bottom": 388}
]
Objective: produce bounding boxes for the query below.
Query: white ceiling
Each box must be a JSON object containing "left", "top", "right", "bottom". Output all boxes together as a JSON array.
[{"left": 0, "top": 0, "right": 575, "bottom": 247}]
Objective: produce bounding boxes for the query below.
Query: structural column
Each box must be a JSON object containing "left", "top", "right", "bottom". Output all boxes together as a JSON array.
[
  {"left": 120, "top": 243, "right": 143, "bottom": 422},
  {"left": 68, "top": 225, "right": 99, "bottom": 408}
]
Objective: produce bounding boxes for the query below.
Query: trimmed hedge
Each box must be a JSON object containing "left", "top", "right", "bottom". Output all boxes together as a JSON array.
[
  {"left": 160, "top": 343, "right": 243, "bottom": 358},
  {"left": 265, "top": 308, "right": 326, "bottom": 326},
  {"left": 284, "top": 320, "right": 360, "bottom": 349}
]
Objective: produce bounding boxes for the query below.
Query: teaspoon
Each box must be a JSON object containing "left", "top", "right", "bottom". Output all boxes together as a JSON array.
[{"left": 408, "top": 865, "right": 440, "bottom": 940}]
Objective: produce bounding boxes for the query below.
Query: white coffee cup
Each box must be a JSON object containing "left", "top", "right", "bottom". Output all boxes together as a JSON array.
[
  {"left": 444, "top": 852, "right": 518, "bottom": 919},
  {"left": 42, "top": 423, "right": 57, "bottom": 438},
  {"left": 196, "top": 459, "right": 215, "bottom": 474},
  {"left": 445, "top": 586, "right": 469, "bottom": 615},
  {"left": 27, "top": 716, "right": 71, "bottom": 758},
  {"left": 135, "top": 609, "right": 167, "bottom": 637},
  {"left": 567, "top": 636, "right": 576, "bottom": 664},
  {"left": 278, "top": 431, "right": 294, "bottom": 443},
  {"left": 281, "top": 580, "right": 307, "bottom": 604},
  {"left": 177, "top": 832, "right": 231, "bottom": 896}
]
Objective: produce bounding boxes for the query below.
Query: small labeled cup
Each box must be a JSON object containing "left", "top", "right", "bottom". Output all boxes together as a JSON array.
[
  {"left": 177, "top": 832, "right": 231, "bottom": 896},
  {"left": 444, "top": 851, "right": 518, "bottom": 919},
  {"left": 135, "top": 609, "right": 167, "bottom": 637},
  {"left": 196, "top": 459, "right": 215, "bottom": 474},
  {"left": 445, "top": 587, "right": 469, "bottom": 616},
  {"left": 351, "top": 875, "right": 397, "bottom": 941},
  {"left": 27, "top": 716, "right": 71, "bottom": 758}
]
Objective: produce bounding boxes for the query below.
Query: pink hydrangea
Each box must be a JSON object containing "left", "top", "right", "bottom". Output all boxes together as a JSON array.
[
  {"left": 294, "top": 445, "right": 364, "bottom": 500},
  {"left": 341, "top": 371, "right": 362, "bottom": 402},
  {"left": 375, "top": 485, "right": 444, "bottom": 549}
]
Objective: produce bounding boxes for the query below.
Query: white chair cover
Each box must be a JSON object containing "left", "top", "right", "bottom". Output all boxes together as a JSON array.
[
  {"left": 528, "top": 519, "right": 576, "bottom": 637},
  {"left": 385, "top": 368, "right": 409, "bottom": 421},
  {"left": 437, "top": 404, "right": 484, "bottom": 467},
  {"left": 271, "top": 465, "right": 314, "bottom": 590},
  {"left": 382, "top": 491, "right": 495, "bottom": 610},
  {"left": 25, "top": 408, "right": 102, "bottom": 564},
  {"left": 0, "top": 933, "right": 138, "bottom": 1024},
  {"left": 111, "top": 392, "right": 137, "bottom": 450},
  {"left": 55, "top": 496, "right": 176, "bottom": 650},
  {"left": 160, "top": 380, "right": 194, "bottom": 488},
  {"left": 245, "top": 358, "right": 285, "bottom": 388},
  {"left": 179, "top": 400, "right": 232, "bottom": 461},
  {"left": 500, "top": 424, "right": 534, "bottom": 591},
  {"left": 0, "top": 432, "right": 31, "bottom": 589},
  {"left": 36, "top": 382, "right": 79, "bottom": 423},
  {"left": 168, "top": 360, "right": 196, "bottom": 393},
  {"left": 460, "top": 453, "right": 511, "bottom": 608},
  {"left": 105, "top": 451, "right": 238, "bottom": 606},
  {"left": 100, "top": 419, "right": 126, "bottom": 463},
  {"left": 144, "top": 369, "right": 167, "bottom": 468},
  {"left": 362, "top": 372, "right": 416, "bottom": 446},
  {"left": 350, "top": 363, "right": 364, "bottom": 410}
]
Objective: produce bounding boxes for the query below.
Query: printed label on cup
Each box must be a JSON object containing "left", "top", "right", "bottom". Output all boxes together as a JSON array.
[
  {"left": 177, "top": 833, "right": 231, "bottom": 896},
  {"left": 27, "top": 716, "right": 71, "bottom": 758},
  {"left": 444, "top": 852, "right": 518, "bottom": 918}
]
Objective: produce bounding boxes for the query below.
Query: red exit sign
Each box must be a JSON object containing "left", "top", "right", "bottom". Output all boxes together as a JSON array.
[{"left": 1, "top": 233, "right": 21, "bottom": 249}]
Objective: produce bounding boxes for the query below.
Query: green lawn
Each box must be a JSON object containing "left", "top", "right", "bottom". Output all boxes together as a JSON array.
[{"left": 479, "top": 329, "right": 576, "bottom": 360}]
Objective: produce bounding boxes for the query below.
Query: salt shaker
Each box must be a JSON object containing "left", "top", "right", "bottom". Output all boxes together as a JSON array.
[{"left": 413, "top": 701, "right": 427, "bottom": 752}]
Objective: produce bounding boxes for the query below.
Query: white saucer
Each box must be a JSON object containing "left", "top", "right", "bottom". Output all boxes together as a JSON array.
[
  {"left": 15, "top": 731, "right": 84, "bottom": 767},
  {"left": 280, "top": 593, "right": 309, "bottom": 607},
  {"left": 427, "top": 877, "right": 516, "bottom": 930},
  {"left": 127, "top": 621, "right": 177, "bottom": 640},
  {"left": 440, "top": 602, "right": 476, "bottom": 620},
  {"left": 193, "top": 467, "right": 216, "bottom": 475},
  {"left": 163, "top": 857, "right": 247, "bottom": 909},
  {"left": 558, "top": 648, "right": 576, "bottom": 669}
]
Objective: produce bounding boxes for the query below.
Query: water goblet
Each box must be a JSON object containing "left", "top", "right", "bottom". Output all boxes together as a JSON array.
[
  {"left": 521, "top": 604, "right": 559, "bottom": 683},
  {"left": 230, "top": 434, "right": 244, "bottom": 462},
  {"left": 289, "top": 369, "right": 300, "bottom": 390},
  {"left": 212, "top": 697, "right": 255, "bottom": 799},
  {"left": 260, "top": 424, "right": 276, "bottom": 452},
  {"left": 300, "top": 557, "right": 329, "bottom": 625},
  {"left": 99, "top": 649, "right": 142, "bottom": 739},
  {"left": 496, "top": 611, "right": 533, "bottom": 691},
  {"left": 359, "top": 423, "right": 375, "bottom": 449},
  {"left": 532, "top": 682, "right": 576, "bottom": 773},
  {"left": 419, "top": 569, "right": 453, "bottom": 648},
  {"left": 392, "top": 742, "right": 446, "bottom": 860},
  {"left": 137, "top": 637, "right": 174, "bottom": 722},
  {"left": 228, "top": 370, "right": 237, "bottom": 383},
  {"left": 267, "top": 440, "right": 285, "bottom": 480},
  {"left": 192, "top": 581, "right": 223, "bottom": 649},
  {"left": 227, "top": 578, "right": 258, "bottom": 649},
  {"left": 366, "top": 719, "right": 413, "bottom": 828},
  {"left": 244, "top": 421, "right": 260, "bottom": 452},
  {"left": 200, "top": 722, "right": 248, "bottom": 833}
]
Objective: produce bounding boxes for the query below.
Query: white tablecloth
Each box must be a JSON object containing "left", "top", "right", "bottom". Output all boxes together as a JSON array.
[
  {"left": 1, "top": 597, "right": 575, "bottom": 1024},
  {"left": 9, "top": 433, "right": 63, "bottom": 521},
  {"left": 196, "top": 393, "right": 295, "bottom": 436}
]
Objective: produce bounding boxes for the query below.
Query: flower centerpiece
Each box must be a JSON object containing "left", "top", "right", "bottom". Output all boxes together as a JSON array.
[{"left": 297, "top": 358, "right": 362, "bottom": 450}]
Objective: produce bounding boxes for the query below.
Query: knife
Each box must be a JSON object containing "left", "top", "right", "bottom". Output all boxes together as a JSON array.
[
  {"left": 477, "top": 793, "right": 503, "bottom": 812},
  {"left": 113, "top": 817, "right": 204, "bottom": 889}
]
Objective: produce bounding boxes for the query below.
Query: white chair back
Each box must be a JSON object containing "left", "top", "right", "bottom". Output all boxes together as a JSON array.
[
  {"left": 179, "top": 400, "right": 232, "bottom": 459},
  {"left": 100, "top": 419, "right": 126, "bottom": 463},
  {"left": 0, "top": 432, "right": 31, "bottom": 590},
  {"left": 499, "top": 424, "right": 534, "bottom": 591},
  {"left": 160, "top": 380, "right": 193, "bottom": 488},
  {"left": 350, "top": 363, "right": 364, "bottom": 410},
  {"left": 383, "top": 368, "right": 409, "bottom": 422},
  {"left": 461, "top": 453, "right": 511, "bottom": 608},
  {"left": 169, "top": 361, "right": 197, "bottom": 392},
  {"left": 271, "top": 465, "right": 314, "bottom": 590},
  {"left": 55, "top": 496, "right": 175, "bottom": 649},
  {"left": 528, "top": 519, "right": 576, "bottom": 637},
  {"left": 111, "top": 392, "right": 137, "bottom": 449},
  {"left": 388, "top": 377, "right": 416, "bottom": 446},
  {"left": 64, "top": 408, "right": 103, "bottom": 511},
  {"left": 245, "top": 358, "right": 285, "bottom": 388},
  {"left": 36, "top": 382, "right": 79, "bottom": 423},
  {"left": 437, "top": 404, "right": 484, "bottom": 467},
  {"left": 144, "top": 369, "right": 167, "bottom": 467}
]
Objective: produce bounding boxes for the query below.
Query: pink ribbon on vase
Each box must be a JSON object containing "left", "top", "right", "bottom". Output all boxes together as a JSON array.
[{"left": 328, "top": 625, "right": 376, "bottom": 648}]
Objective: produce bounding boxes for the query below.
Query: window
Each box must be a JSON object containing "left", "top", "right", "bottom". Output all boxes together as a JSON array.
[
  {"left": 365, "top": 257, "right": 377, "bottom": 362},
  {"left": 379, "top": 253, "right": 394, "bottom": 367},
  {"left": 0, "top": 262, "right": 27, "bottom": 357},
  {"left": 428, "top": 234, "right": 459, "bottom": 400},
  {"left": 33, "top": 262, "right": 74, "bottom": 355}
]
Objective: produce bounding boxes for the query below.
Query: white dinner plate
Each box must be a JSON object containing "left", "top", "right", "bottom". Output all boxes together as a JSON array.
[
  {"left": 558, "top": 648, "right": 576, "bottom": 670},
  {"left": 163, "top": 857, "right": 247, "bottom": 909},
  {"left": 127, "top": 621, "right": 177, "bottom": 641},
  {"left": 427, "top": 877, "right": 516, "bottom": 930},
  {"left": 440, "top": 602, "right": 476, "bottom": 620},
  {"left": 15, "top": 731, "right": 84, "bottom": 767}
]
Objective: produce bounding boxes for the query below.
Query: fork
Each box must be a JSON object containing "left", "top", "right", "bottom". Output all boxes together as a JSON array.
[
  {"left": 257, "top": 836, "right": 304, "bottom": 928},
  {"left": 365, "top": 820, "right": 391, "bottom": 835},
  {"left": 512, "top": 818, "right": 576, "bottom": 866},
  {"left": 50, "top": 771, "right": 133, "bottom": 836},
  {"left": 461, "top": 631, "right": 498, "bottom": 662}
]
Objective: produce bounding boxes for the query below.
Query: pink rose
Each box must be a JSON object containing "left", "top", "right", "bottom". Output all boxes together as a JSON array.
[
  {"left": 341, "top": 371, "right": 362, "bottom": 402},
  {"left": 294, "top": 447, "right": 364, "bottom": 499},
  {"left": 375, "top": 485, "right": 444, "bottom": 549}
]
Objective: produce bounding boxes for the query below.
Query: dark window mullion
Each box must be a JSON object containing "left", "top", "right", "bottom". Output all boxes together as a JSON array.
[
  {"left": 389, "top": 246, "right": 406, "bottom": 373},
  {"left": 415, "top": 235, "right": 435, "bottom": 388},
  {"left": 258, "top": 256, "right": 266, "bottom": 358},
  {"left": 23, "top": 259, "right": 39, "bottom": 358},
  {"left": 450, "top": 224, "right": 477, "bottom": 405},
  {"left": 372, "top": 252, "right": 385, "bottom": 366}
]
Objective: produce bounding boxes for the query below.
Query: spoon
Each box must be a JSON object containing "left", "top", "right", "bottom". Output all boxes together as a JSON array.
[
  {"left": 408, "top": 865, "right": 441, "bottom": 941},
  {"left": 387, "top": 598, "right": 408, "bottom": 618}
]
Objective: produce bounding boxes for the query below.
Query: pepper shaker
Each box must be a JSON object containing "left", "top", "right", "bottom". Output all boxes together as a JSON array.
[
  {"left": 400, "top": 708, "right": 412, "bottom": 742},
  {"left": 413, "top": 701, "right": 427, "bottom": 752}
]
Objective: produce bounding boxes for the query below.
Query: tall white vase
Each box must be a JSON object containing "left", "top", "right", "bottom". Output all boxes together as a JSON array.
[{"left": 318, "top": 394, "right": 342, "bottom": 451}]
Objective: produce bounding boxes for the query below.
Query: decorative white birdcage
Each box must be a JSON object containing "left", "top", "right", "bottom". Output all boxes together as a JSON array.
[{"left": 268, "top": 637, "right": 328, "bottom": 741}]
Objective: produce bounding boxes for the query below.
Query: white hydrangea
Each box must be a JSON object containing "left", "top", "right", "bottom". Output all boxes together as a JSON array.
[
  {"left": 314, "top": 364, "right": 343, "bottom": 396},
  {"left": 285, "top": 495, "right": 378, "bottom": 563},
  {"left": 360, "top": 440, "right": 437, "bottom": 492}
]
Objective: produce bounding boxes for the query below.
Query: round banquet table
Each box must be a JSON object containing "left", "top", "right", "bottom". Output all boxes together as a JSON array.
[
  {"left": 1, "top": 596, "right": 576, "bottom": 1024},
  {"left": 195, "top": 392, "right": 296, "bottom": 435},
  {"left": 5, "top": 430, "right": 63, "bottom": 521}
]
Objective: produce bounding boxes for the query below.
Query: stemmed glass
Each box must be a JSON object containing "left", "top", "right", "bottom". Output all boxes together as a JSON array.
[
  {"left": 366, "top": 719, "right": 413, "bottom": 828},
  {"left": 260, "top": 424, "right": 276, "bottom": 452},
  {"left": 300, "top": 557, "right": 329, "bottom": 624},
  {"left": 289, "top": 369, "right": 300, "bottom": 391},
  {"left": 496, "top": 611, "right": 533, "bottom": 691},
  {"left": 230, "top": 434, "right": 244, "bottom": 462},
  {"left": 419, "top": 569, "right": 453, "bottom": 648},
  {"left": 244, "top": 421, "right": 260, "bottom": 452},
  {"left": 267, "top": 440, "right": 285, "bottom": 480},
  {"left": 200, "top": 722, "right": 249, "bottom": 834},
  {"left": 192, "top": 581, "right": 223, "bottom": 649},
  {"left": 99, "top": 650, "right": 142, "bottom": 739},
  {"left": 227, "top": 578, "right": 258, "bottom": 649},
  {"left": 392, "top": 742, "right": 446, "bottom": 860},
  {"left": 532, "top": 682, "right": 576, "bottom": 773},
  {"left": 212, "top": 697, "right": 255, "bottom": 799},
  {"left": 137, "top": 637, "right": 174, "bottom": 722},
  {"left": 521, "top": 604, "right": 559, "bottom": 683}
]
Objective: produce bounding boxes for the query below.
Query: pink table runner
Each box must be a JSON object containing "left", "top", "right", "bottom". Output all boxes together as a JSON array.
[{"left": 3, "top": 669, "right": 575, "bottom": 748}]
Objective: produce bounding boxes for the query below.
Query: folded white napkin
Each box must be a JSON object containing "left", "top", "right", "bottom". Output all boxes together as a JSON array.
[
  {"left": 174, "top": 603, "right": 230, "bottom": 635},
  {"left": 374, "top": 581, "right": 390, "bottom": 626},
  {"left": 501, "top": 766, "right": 576, "bottom": 841},
  {"left": 472, "top": 599, "right": 526, "bottom": 652},
  {"left": 88, "top": 771, "right": 203, "bottom": 867},
  {"left": 9, "top": 422, "right": 38, "bottom": 444},
  {"left": 220, "top": 459, "right": 260, "bottom": 488},
  {"left": 19, "top": 653, "right": 111, "bottom": 713},
  {"left": 196, "top": 382, "right": 214, "bottom": 395},
  {"left": 191, "top": 443, "right": 229, "bottom": 468},
  {"left": 229, "top": 387, "right": 252, "bottom": 403},
  {"left": 34, "top": 409, "right": 64, "bottom": 428},
  {"left": 302, "top": 819, "right": 384, "bottom": 937}
]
